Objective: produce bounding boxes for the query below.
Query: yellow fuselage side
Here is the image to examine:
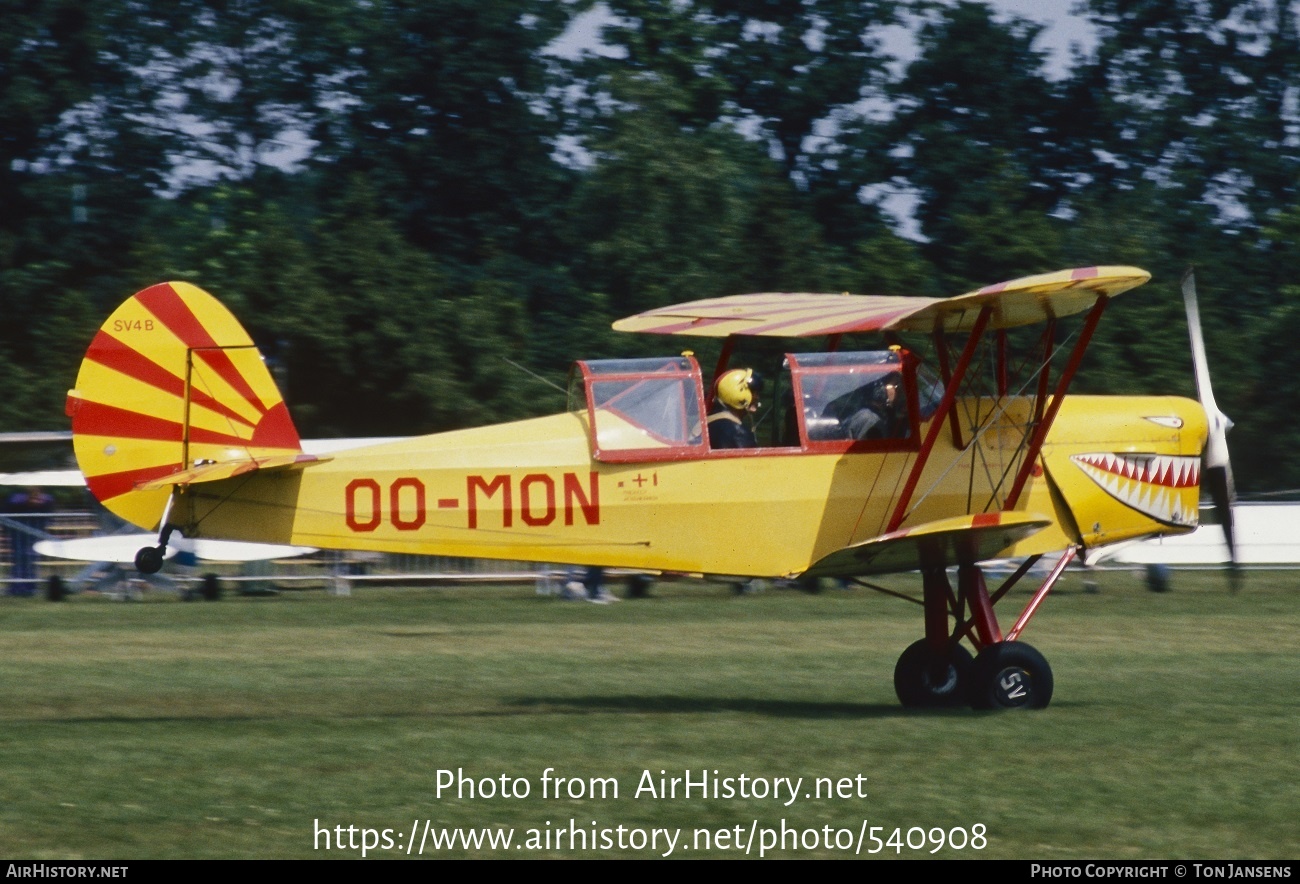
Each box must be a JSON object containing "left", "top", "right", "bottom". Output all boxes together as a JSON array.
[{"left": 173, "top": 395, "right": 1208, "bottom": 577}]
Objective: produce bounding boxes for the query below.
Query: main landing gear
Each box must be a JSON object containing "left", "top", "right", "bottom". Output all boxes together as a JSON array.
[
  {"left": 967, "top": 641, "right": 1053, "bottom": 710},
  {"left": 893, "top": 639, "right": 972, "bottom": 708},
  {"left": 893, "top": 549, "right": 1073, "bottom": 710}
]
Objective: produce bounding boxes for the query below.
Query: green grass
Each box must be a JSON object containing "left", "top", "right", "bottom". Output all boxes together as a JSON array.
[{"left": 0, "top": 569, "right": 1296, "bottom": 859}]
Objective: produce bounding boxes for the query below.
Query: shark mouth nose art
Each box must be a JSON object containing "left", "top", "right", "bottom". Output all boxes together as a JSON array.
[{"left": 1071, "top": 454, "right": 1200, "bottom": 527}]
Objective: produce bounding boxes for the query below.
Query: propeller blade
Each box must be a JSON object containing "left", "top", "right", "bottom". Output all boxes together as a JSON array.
[
  {"left": 1182, "top": 268, "right": 1239, "bottom": 581},
  {"left": 1182, "top": 268, "right": 1219, "bottom": 419},
  {"left": 1204, "top": 463, "right": 1240, "bottom": 588}
]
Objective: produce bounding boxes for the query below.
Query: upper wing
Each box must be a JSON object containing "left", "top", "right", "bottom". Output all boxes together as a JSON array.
[
  {"left": 802, "top": 512, "right": 1052, "bottom": 578},
  {"left": 908, "top": 265, "right": 1151, "bottom": 332},
  {"left": 612, "top": 292, "right": 932, "bottom": 338},
  {"left": 612, "top": 266, "right": 1150, "bottom": 338}
]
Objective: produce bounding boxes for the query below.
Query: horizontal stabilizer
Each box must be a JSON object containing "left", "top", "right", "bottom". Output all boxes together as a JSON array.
[
  {"left": 135, "top": 453, "right": 330, "bottom": 491},
  {"left": 803, "top": 512, "right": 1052, "bottom": 578}
]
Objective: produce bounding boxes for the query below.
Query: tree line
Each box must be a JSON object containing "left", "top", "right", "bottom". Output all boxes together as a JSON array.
[{"left": 2, "top": 0, "right": 1297, "bottom": 491}]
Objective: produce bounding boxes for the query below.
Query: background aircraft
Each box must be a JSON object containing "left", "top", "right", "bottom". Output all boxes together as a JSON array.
[
  {"left": 0, "top": 437, "right": 394, "bottom": 584},
  {"left": 60, "top": 268, "right": 1233, "bottom": 709},
  {"left": 1099, "top": 503, "right": 1296, "bottom": 568}
]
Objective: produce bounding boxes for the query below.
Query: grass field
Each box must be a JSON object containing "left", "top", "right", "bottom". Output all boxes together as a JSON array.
[{"left": 0, "top": 567, "right": 1295, "bottom": 859}]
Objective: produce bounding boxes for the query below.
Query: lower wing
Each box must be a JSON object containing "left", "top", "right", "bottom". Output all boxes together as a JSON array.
[{"left": 803, "top": 512, "right": 1053, "bottom": 578}]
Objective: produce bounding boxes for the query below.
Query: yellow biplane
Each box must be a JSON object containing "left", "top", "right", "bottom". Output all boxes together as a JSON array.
[{"left": 65, "top": 266, "right": 1233, "bottom": 710}]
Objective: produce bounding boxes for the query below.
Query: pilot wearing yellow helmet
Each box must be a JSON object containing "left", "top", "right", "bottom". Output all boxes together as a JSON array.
[{"left": 708, "top": 368, "right": 758, "bottom": 449}]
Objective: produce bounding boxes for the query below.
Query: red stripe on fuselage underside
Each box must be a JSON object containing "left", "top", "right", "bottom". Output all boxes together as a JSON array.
[
  {"left": 134, "top": 283, "right": 271, "bottom": 414},
  {"left": 86, "top": 330, "right": 256, "bottom": 431}
]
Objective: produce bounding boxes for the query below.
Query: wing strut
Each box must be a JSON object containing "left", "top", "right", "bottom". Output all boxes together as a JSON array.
[
  {"left": 1031, "top": 319, "right": 1058, "bottom": 435},
  {"left": 1006, "top": 547, "right": 1076, "bottom": 641},
  {"left": 1004, "top": 294, "right": 1109, "bottom": 509},
  {"left": 887, "top": 306, "right": 992, "bottom": 532}
]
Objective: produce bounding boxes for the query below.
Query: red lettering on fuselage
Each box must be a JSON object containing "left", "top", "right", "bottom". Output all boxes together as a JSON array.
[
  {"left": 345, "top": 473, "right": 600, "bottom": 532},
  {"left": 390, "top": 476, "right": 426, "bottom": 531},
  {"left": 468, "top": 472, "right": 601, "bottom": 529},
  {"left": 519, "top": 474, "right": 555, "bottom": 526},
  {"left": 467, "top": 474, "right": 512, "bottom": 529},
  {"left": 345, "top": 478, "right": 382, "bottom": 532},
  {"left": 564, "top": 471, "right": 600, "bottom": 526}
]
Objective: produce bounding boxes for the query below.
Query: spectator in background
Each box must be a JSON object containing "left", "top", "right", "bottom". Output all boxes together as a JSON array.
[{"left": 5, "top": 486, "right": 53, "bottom": 596}]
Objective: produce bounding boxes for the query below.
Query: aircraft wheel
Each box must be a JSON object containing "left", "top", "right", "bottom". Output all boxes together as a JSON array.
[
  {"left": 969, "top": 642, "right": 1053, "bottom": 710},
  {"left": 893, "top": 639, "right": 973, "bottom": 708},
  {"left": 134, "top": 546, "right": 165, "bottom": 575}
]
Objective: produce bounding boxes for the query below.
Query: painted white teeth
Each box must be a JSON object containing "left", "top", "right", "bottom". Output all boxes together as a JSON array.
[{"left": 1071, "top": 453, "right": 1200, "bottom": 526}]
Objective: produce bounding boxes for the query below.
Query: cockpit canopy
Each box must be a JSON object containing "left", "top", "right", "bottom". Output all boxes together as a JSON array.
[{"left": 571, "top": 351, "right": 934, "bottom": 463}]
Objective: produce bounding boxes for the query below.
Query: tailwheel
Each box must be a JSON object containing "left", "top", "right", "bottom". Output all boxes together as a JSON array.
[
  {"left": 969, "top": 641, "right": 1053, "bottom": 710},
  {"left": 135, "top": 518, "right": 176, "bottom": 576},
  {"left": 134, "top": 545, "right": 166, "bottom": 575},
  {"left": 894, "top": 639, "right": 974, "bottom": 708}
]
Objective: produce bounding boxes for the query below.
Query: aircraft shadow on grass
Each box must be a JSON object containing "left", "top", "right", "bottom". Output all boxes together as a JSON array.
[{"left": 509, "top": 695, "right": 969, "bottom": 718}]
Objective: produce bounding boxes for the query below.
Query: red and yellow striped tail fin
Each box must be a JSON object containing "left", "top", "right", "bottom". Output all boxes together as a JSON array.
[{"left": 66, "top": 282, "right": 304, "bottom": 530}]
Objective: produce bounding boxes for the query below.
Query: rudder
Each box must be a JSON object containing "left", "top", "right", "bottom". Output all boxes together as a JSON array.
[{"left": 66, "top": 282, "right": 303, "bottom": 530}]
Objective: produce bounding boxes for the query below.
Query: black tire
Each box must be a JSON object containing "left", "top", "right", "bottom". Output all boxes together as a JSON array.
[
  {"left": 45, "top": 575, "right": 66, "bottom": 602},
  {"left": 894, "top": 639, "right": 974, "bottom": 708},
  {"left": 969, "top": 642, "right": 1054, "bottom": 710},
  {"left": 134, "top": 545, "right": 165, "bottom": 575}
]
